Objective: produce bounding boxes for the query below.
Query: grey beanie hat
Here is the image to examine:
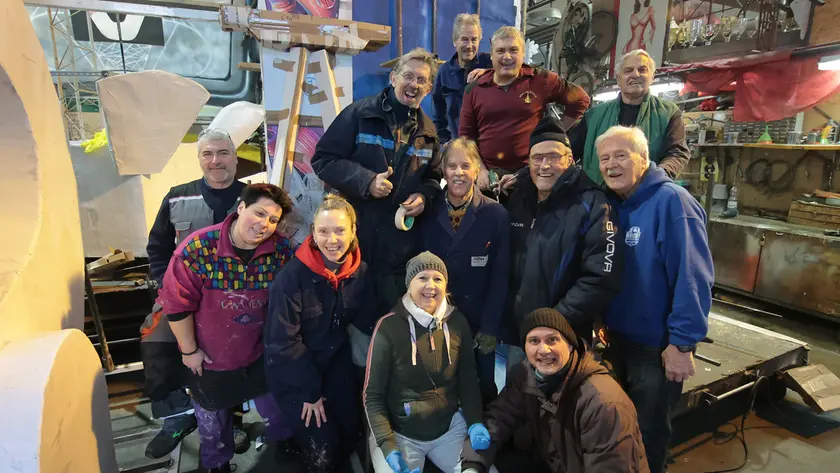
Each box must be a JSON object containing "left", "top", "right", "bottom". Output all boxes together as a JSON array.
[{"left": 405, "top": 251, "right": 448, "bottom": 287}]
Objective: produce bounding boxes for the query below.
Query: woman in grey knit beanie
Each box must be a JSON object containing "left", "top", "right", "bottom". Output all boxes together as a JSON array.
[{"left": 363, "top": 251, "right": 491, "bottom": 473}]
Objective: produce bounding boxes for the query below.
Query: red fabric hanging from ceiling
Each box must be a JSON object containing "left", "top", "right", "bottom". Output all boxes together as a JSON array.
[{"left": 664, "top": 51, "right": 840, "bottom": 122}]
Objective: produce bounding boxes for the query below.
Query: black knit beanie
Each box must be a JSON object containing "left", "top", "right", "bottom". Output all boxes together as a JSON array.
[
  {"left": 520, "top": 308, "right": 579, "bottom": 348},
  {"left": 529, "top": 115, "right": 571, "bottom": 150}
]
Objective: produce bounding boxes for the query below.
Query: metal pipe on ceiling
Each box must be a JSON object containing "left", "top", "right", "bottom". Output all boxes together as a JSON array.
[
  {"left": 432, "top": 0, "right": 438, "bottom": 54},
  {"left": 396, "top": 0, "right": 403, "bottom": 56},
  {"left": 24, "top": 0, "right": 218, "bottom": 21}
]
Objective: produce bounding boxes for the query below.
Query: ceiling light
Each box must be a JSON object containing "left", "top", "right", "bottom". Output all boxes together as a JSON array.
[
  {"left": 649, "top": 81, "right": 684, "bottom": 95},
  {"left": 818, "top": 54, "right": 840, "bottom": 71},
  {"left": 592, "top": 89, "right": 619, "bottom": 102},
  {"left": 528, "top": 8, "right": 562, "bottom": 27}
]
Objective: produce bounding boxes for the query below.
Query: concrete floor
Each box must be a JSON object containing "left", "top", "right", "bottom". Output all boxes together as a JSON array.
[
  {"left": 109, "top": 299, "right": 840, "bottom": 473},
  {"left": 668, "top": 298, "right": 840, "bottom": 473}
]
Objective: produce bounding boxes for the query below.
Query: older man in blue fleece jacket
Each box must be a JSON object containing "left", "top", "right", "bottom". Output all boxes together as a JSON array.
[{"left": 597, "top": 125, "right": 714, "bottom": 473}]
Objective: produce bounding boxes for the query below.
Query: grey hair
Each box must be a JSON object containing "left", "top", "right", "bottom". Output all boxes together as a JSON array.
[
  {"left": 393, "top": 47, "right": 438, "bottom": 84},
  {"left": 197, "top": 128, "right": 235, "bottom": 152},
  {"left": 616, "top": 49, "right": 656, "bottom": 76},
  {"left": 594, "top": 125, "right": 650, "bottom": 163},
  {"left": 490, "top": 26, "right": 525, "bottom": 49},
  {"left": 442, "top": 137, "right": 482, "bottom": 169},
  {"left": 452, "top": 13, "right": 482, "bottom": 42}
]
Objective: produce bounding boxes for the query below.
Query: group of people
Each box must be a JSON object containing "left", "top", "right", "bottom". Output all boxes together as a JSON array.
[{"left": 138, "top": 13, "right": 714, "bottom": 473}]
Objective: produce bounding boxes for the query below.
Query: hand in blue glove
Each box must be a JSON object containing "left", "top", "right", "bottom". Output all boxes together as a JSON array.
[
  {"left": 468, "top": 423, "right": 491, "bottom": 451},
  {"left": 385, "top": 450, "right": 420, "bottom": 473}
]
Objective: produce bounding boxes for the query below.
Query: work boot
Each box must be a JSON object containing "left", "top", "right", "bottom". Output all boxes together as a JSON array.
[
  {"left": 233, "top": 426, "right": 250, "bottom": 454},
  {"left": 145, "top": 414, "right": 198, "bottom": 459}
]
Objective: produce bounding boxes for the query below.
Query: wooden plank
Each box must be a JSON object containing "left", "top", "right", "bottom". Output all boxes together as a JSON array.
[
  {"left": 784, "top": 364, "right": 840, "bottom": 413},
  {"left": 790, "top": 201, "right": 840, "bottom": 217},
  {"left": 220, "top": 5, "right": 390, "bottom": 54},
  {"left": 787, "top": 216, "right": 840, "bottom": 230},
  {"left": 270, "top": 47, "right": 308, "bottom": 188},
  {"left": 307, "top": 49, "right": 341, "bottom": 131},
  {"left": 789, "top": 210, "right": 840, "bottom": 224},
  {"left": 86, "top": 251, "right": 135, "bottom": 276},
  {"left": 237, "top": 62, "right": 261, "bottom": 72},
  {"left": 815, "top": 189, "right": 840, "bottom": 200}
]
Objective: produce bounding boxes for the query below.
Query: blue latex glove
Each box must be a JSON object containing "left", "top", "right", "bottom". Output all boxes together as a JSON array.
[
  {"left": 468, "top": 423, "right": 491, "bottom": 451},
  {"left": 386, "top": 450, "right": 420, "bottom": 473}
]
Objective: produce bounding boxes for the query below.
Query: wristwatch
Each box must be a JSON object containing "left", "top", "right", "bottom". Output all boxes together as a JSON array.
[{"left": 675, "top": 344, "right": 696, "bottom": 353}]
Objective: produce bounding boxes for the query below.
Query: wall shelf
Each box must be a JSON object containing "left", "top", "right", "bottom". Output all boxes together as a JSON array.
[{"left": 695, "top": 143, "right": 840, "bottom": 151}]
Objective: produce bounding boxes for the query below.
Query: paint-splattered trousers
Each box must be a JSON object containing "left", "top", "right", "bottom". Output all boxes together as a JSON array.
[
  {"left": 275, "top": 356, "right": 360, "bottom": 473},
  {"left": 193, "top": 392, "right": 289, "bottom": 468}
]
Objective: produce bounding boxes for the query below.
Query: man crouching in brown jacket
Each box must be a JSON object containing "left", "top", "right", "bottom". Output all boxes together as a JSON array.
[{"left": 461, "top": 308, "right": 649, "bottom": 473}]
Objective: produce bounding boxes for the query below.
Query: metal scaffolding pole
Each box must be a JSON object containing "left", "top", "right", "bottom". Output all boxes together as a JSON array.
[{"left": 47, "top": 8, "right": 70, "bottom": 138}]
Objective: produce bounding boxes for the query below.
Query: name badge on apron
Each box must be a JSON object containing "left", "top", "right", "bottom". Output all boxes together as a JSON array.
[{"left": 471, "top": 256, "right": 489, "bottom": 267}]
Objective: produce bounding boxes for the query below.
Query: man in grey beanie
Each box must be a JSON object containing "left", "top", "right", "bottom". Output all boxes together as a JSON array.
[{"left": 461, "top": 308, "right": 648, "bottom": 473}]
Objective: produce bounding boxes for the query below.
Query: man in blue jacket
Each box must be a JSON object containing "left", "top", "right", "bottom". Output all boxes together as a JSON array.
[
  {"left": 311, "top": 48, "right": 442, "bottom": 365},
  {"left": 418, "top": 137, "right": 509, "bottom": 403},
  {"left": 432, "top": 13, "right": 492, "bottom": 144},
  {"left": 597, "top": 125, "right": 714, "bottom": 473}
]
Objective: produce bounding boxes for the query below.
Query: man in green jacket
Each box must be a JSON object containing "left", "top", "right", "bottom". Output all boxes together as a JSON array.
[{"left": 571, "top": 49, "right": 689, "bottom": 185}]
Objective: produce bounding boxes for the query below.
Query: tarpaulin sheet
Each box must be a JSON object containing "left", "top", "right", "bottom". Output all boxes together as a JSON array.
[{"left": 663, "top": 51, "right": 840, "bottom": 122}]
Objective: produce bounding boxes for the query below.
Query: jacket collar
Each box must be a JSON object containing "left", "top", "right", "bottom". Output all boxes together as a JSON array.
[
  {"left": 216, "top": 212, "right": 280, "bottom": 261},
  {"left": 435, "top": 186, "right": 487, "bottom": 238},
  {"left": 519, "top": 165, "right": 592, "bottom": 206},
  {"left": 477, "top": 64, "right": 536, "bottom": 86},
  {"left": 445, "top": 52, "right": 486, "bottom": 73},
  {"left": 402, "top": 293, "right": 451, "bottom": 329},
  {"left": 357, "top": 87, "right": 437, "bottom": 139},
  {"left": 520, "top": 346, "right": 602, "bottom": 407},
  {"left": 295, "top": 236, "right": 362, "bottom": 290}
]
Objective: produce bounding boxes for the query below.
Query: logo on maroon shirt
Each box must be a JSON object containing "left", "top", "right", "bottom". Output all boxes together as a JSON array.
[{"left": 520, "top": 90, "right": 537, "bottom": 104}]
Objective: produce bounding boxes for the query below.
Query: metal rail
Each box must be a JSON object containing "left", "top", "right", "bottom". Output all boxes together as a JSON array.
[{"left": 24, "top": 0, "right": 219, "bottom": 21}]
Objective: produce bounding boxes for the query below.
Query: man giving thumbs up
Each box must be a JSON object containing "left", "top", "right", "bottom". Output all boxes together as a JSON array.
[{"left": 311, "top": 48, "right": 443, "bottom": 363}]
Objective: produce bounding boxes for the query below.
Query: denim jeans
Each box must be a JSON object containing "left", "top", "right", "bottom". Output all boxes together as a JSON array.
[{"left": 605, "top": 337, "right": 682, "bottom": 473}]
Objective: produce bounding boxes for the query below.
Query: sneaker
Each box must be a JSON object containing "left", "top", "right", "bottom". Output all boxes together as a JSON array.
[
  {"left": 233, "top": 426, "right": 250, "bottom": 454},
  {"left": 145, "top": 414, "right": 198, "bottom": 459}
]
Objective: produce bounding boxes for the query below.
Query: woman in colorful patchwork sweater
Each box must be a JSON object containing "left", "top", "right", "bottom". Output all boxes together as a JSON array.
[
  {"left": 364, "top": 251, "right": 493, "bottom": 473},
  {"left": 264, "top": 194, "right": 367, "bottom": 473},
  {"left": 158, "top": 184, "right": 295, "bottom": 473}
]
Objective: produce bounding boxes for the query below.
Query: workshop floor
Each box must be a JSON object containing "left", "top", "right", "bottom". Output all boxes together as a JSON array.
[
  {"left": 668, "top": 300, "right": 840, "bottom": 473},
  {"left": 109, "top": 300, "right": 840, "bottom": 473}
]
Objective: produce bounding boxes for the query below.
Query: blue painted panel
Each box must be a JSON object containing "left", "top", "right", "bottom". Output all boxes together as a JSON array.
[{"left": 352, "top": 0, "right": 515, "bottom": 120}]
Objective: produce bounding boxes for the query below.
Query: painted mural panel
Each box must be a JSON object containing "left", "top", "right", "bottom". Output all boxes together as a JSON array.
[{"left": 614, "top": 0, "right": 668, "bottom": 67}]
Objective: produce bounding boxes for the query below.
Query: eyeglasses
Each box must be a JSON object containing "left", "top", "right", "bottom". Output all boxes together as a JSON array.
[
  {"left": 400, "top": 72, "right": 429, "bottom": 87},
  {"left": 529, "top": 154, "right": 572, "bottom": 166}
]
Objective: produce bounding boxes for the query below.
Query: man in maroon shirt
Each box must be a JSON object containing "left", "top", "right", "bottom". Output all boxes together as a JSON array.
[{"left": 459, "top": 26, "right": 591, "bottom": 190}]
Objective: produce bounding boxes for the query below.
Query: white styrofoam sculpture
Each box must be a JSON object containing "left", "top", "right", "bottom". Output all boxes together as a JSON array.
[
  {"left": 97, "top": 70, "right": 210, "bottom": 175},
  {"left": 72, "top": 142, "right": 204, "bottom": 257},
  {"left": 0, "top": 1, "right": 117, "bottom": 471}
]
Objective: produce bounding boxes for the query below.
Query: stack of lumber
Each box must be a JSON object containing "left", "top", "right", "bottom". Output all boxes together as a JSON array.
[{"left": 788, "top": 190, "right": 840, "bottom": 230}]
